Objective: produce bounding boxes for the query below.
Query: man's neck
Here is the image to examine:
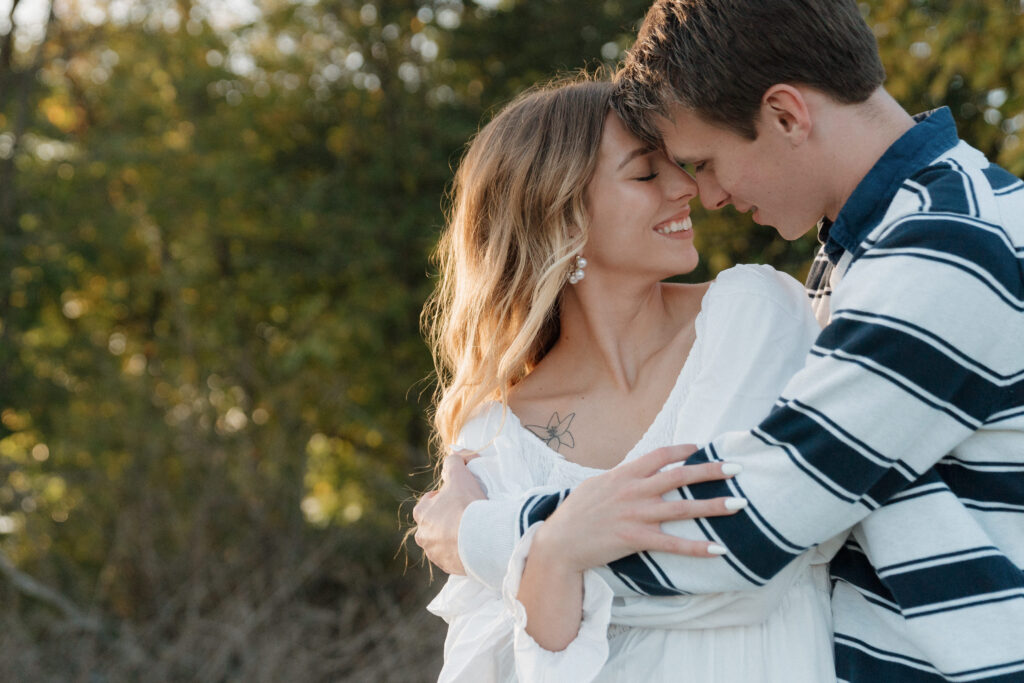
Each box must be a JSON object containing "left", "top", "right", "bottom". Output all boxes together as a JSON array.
[{"left": 821, "top": 88, "right": 916, "bottom": 222}]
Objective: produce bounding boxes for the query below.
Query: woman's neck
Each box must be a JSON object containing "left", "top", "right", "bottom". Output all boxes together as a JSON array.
[
  {"left": 508, "top": 273, "right": 706, "bottom": 468},
  {"left": 551, "top": 275, "right": 691, "bottom": 392}
]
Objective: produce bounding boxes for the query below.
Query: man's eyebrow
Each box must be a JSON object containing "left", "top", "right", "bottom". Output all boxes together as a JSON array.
[{"left": 616, "top": 146, "right": 655, "bottom": 171}]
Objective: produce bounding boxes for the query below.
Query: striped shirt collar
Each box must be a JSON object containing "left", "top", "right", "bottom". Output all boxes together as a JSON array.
[{"left": 823, "top": 106, "right": 960, "bottom": 264}]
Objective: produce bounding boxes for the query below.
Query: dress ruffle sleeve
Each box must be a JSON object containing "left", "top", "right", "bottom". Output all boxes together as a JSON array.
[
  {"left": 502, "top": 523, "right": 615, "bottom": 683},
  {"left": 427, "top": 576, "right": 514, "bottom": 682}
]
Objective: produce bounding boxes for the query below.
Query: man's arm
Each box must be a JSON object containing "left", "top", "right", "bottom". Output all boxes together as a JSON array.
[
  {"left": 462, "top": 218, "right": 1020, "bottom": 596},
  {"left": 541, "top": 219, "right": 1021, "bottom": 595}
]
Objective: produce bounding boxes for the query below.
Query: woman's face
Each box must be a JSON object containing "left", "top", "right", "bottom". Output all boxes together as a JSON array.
[{"left": 582, "top": 113, "right": 699, "bottom": 284}]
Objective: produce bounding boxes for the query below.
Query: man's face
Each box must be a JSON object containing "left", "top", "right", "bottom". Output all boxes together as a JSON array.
[{"left": 657, "top": 105, "right": 822, "bottom": 241}]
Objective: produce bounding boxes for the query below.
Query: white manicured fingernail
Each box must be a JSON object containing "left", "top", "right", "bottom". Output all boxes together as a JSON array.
[
  {"left": 708, "top": 544, "right": 728, "bottom": 555},
  {"left": 725, "top": 497, "right": 748, "bottom": 511},
  {"left": 721, "top": 463, "right": 743, "bottom": 476}
]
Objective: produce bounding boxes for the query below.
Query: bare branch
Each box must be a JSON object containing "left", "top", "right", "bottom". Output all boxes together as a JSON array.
[{"left": 0, "top": 548, "right": 100, "bottom": 631}]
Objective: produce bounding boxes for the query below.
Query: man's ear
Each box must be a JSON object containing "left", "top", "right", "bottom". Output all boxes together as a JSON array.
[{"left": 760, "top": 84, "right": 812, "bottom": 145}]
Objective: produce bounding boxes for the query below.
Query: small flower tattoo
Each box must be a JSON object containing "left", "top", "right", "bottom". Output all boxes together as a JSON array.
[{"left": 525, "top": 412, "right": 576, "bottom": 452}]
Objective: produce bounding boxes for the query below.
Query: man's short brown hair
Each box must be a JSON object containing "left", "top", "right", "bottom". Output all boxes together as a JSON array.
[{"left": 615, "top": 0, "right": 886, "bottom": 142}]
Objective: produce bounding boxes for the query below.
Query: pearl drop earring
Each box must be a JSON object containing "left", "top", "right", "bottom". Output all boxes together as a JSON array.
[{"left": 568, "top": 254, "right": 587, "bottom": 284}]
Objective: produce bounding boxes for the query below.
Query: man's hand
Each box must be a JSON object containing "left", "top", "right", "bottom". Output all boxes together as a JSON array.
[{"left": 412, "top": 451, "right": 485, "bottom": 575}]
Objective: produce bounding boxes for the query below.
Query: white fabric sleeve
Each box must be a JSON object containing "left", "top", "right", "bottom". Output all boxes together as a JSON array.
[
  {"left": 454, "top": 405, "right": 569, "bottom": 591},
  {"left": 502, "top": 523, "right": 614, "bottom": 683},
  {"left": 448, "top": 405, "right": 527, "bottom": 591},
  {"left": 427, "top": 575, "right": 515, "bottom": 682},
  {"left": 682, "top": 265, "right": 821, "bottom": 411},
  {"left": 428, "top": 407, "right": 560, "bottom": 681},
  {"left": 458, "top": 497, "right": 522, "bottom": 591}
]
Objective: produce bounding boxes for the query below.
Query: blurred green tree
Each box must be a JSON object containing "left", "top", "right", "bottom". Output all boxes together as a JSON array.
[{"left": 0, "top": 0, "right": 1020, "bottom": 680}]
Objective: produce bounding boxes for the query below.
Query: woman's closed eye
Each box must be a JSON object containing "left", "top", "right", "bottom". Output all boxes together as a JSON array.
[{"left": 634, "top": 171, "right": 660, "bottom": 182}]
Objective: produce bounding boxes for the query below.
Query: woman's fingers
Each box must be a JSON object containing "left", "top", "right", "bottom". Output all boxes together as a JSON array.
[
  {"left": 625, "top": 444, "right": 699, "bottom": 476},
  {"left": 644, "top": 460, "right": 741, "bottom": 496},
  {"left": 646, "top": 496, "right": 747, "bottom": 523},
  {"left": 633, "top": 529, "right": 729, "bottom": 558},
  {"left": 411, "top": 489, "right": 437, "bottom": 524},
  {"left": 550, "top": 450, "right": 749, "bottom": 565},
  {"left": 624, "top": 445, "right": 742, "bottom": 485},
  {"left": 450, "top": 447, "right": 480, "bottom": 465},
  {"left": 440, "top": 450, "right": 480, "bottom": 487}
]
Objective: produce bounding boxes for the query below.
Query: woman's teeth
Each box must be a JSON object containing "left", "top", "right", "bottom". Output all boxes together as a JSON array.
[{"left": 655, "top": 217, "right": 692, "bottom": 235}]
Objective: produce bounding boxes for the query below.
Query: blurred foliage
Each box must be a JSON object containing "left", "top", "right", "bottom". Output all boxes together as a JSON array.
[{"left": 0, "top": 0, "right": 1021, "bottom": 679}]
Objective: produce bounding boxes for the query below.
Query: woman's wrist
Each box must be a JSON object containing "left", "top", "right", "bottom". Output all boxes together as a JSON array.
[
  {"left": 529, "top": 521, "right": 586, "bottom": 580},
  {"left": 531, "top": 510, "right": 590, "bottom": 576},
  {"left": 517, "top": 527, "right": 586, "bottom": 651}
]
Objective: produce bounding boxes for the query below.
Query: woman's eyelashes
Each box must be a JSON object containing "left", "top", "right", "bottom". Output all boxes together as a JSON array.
[{"left": 633, "top": 162, "right": 660, "bottom": 181}]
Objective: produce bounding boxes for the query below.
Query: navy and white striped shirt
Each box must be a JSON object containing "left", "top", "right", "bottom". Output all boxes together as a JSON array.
[
  {"left": 458, "top": 108, "right": 1024, "bottom": 681},
  {"left": 803, "top": 108, "right": 1024, "bottom": 682}
]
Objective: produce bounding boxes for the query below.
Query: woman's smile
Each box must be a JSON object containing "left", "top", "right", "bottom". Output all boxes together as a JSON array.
[{"left": 654, "top": 214, "right": 693, "bottom": 237}]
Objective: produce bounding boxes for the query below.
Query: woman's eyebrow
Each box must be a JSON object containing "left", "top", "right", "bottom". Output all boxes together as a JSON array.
[{"left": 616, "top": 146, "right": 654, "bottom": 171}]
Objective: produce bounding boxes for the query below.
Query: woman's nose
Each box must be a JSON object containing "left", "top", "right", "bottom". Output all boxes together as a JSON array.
[
  {"left": 663, "top": 163, "right": 697, "bottom": 202},
  {"left": 696, "top": 173, "right": 730, "bottom": 211}
]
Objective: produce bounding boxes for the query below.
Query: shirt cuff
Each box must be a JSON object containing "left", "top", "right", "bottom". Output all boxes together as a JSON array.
[
  {"left": 502, "top": 523, "right": 613, "bottom": 683},
  {"left": 458, "top": 497, "right": 521, "bottom": 591}
]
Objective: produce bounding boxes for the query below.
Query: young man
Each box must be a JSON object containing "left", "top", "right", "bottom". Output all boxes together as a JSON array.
[{"left": 414, "top": 1, "right": 1024, "bottom": 680}]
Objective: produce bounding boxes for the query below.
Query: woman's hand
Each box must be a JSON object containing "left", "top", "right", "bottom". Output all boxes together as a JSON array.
[
  {"left": 532, "top": 444, "right": 745, "bottom": 573},
  {"left": 518, "top": 444, "right": 742, "bottom": 651},
  {"left": 413, "top": 450, "right": 483, "bottom": 575}
]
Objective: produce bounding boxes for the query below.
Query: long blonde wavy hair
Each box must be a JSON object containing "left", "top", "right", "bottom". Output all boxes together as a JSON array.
[{"left": 422, "top": 74, "right": 615, "bottom": 461}]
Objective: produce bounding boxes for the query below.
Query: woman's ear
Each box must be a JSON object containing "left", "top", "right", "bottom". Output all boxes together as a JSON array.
[{"left": 760, "top": 84, "right": 812, "bottom": 146}]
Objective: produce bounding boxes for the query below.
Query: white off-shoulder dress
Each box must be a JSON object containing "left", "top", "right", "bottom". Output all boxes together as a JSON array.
[{"left": 427, "top": 265, "right": 845, "bottom": 682}]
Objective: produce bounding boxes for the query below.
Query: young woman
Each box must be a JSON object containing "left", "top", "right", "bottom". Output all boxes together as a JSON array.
[{"left": 422, "top": 74, "right": 840, "bottom": 682}]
